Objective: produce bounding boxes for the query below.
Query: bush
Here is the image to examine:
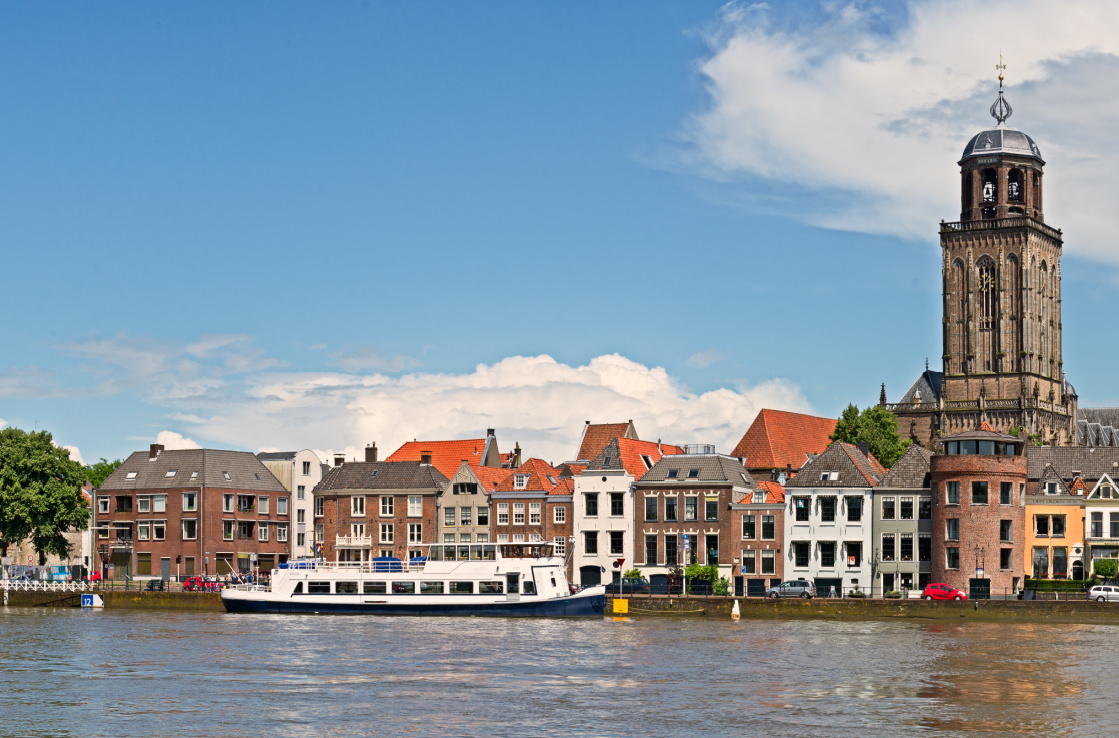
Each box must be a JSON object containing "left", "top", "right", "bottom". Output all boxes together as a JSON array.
[
  {"left": 1024, "top": 578, "right": 1090, "bottom": 592},
  {"left": 712, "top": 577, "right": 731, "bottom": 596},
  {"left": 1094, "top": 559, "right": 1118, "bottom": 580},
  {"left": 685, "top": 563, "right": 719, "bottom": 582},
  {"left": 622, "top": 568, "right": 644, "bottom": 580}
]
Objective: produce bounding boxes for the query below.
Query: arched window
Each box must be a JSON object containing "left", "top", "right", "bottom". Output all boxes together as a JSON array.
[
  {"left": 977, "top": 256, "right": 997, "bottom": 372},
  {"left": 1039, "top": 260, "right": 1049, "bottom": 374},
  {"left": 951, "top": 259, "right": 967, "bottom": 373},
  {"left": 1008, "top": 169, "right": 1023, "bottom": 203},
  {"left": 981, "top": 169, "right": 997, "bottom": 220},
  {"left": 1006, "top": 254, "right": 1020, "bottom": 371}
]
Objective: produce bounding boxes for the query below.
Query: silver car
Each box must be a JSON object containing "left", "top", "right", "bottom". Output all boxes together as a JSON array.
[
  {"left": 1088, "top": 585, "right": 1119, "bottom": 602},
  {"left": 765, "top": 579, "right": 816, "bottom": 599}
]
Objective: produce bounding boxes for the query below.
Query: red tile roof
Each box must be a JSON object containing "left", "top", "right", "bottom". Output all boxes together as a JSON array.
[
  {"left": 979, "top": 421, "right": 996, "bottom": 432},
  {"left": 730, "top": 409, "right": 837, "bottom": 471},
  {"left": 470, "top": 465, "right": 513, "bottom": 492},
  {"left": 387, "top": 439, "right": 491, "bottom": 478},
  {"left": 1070, "top": 476, "right": 1087, "bottom": 496},
  {"left": 495, "top": 458, "right": 563, "bottom": 493},
  {"left": 549, "top": 477, "right": 574, "bottom": 496},
  {"left": 756, "top": 480, "right": 786, "bottom": 504},
  {"left": 615, "top": 438, "right": 683, "bottom": 477},
  {"left": 576, "top": 421, "right": 636, "bottom": 462}
]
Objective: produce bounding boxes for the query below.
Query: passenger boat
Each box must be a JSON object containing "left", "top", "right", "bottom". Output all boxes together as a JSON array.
[{"left": 220, "top": 542, "right": 605, "bottom": 617}]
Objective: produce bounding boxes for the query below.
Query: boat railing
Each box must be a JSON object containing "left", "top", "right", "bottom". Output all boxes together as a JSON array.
[
  {"left": 226, "top": 583, "right": 271, "bottom": 592},
  {"left": 319, "top": 560, "right": 426, "bottom": 574}
]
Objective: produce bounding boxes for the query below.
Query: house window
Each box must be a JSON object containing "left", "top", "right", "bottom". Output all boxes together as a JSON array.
[
  {"left": 380, "top": 523, "right": 394, "bottom": 544},
  {"left": 223, "top": 521, "right": 234, "bottom": 540},
  {"left": 794, "top": 497, "right": 809, "bottom": 522},
  {"left": 297, "top": 533, "right": 305, "bottom": 547},
  {"left": 497, "top": 504, "right": 508, "bottom": 525},
  {"left": 153, "top": 495, "right": 166, "bottom": 513},
  {"left": 1092, "top": 512, "right": 1103, "bottom": 538},
  {"left": 1001, "top": 548, "right": 1013, "bottom": 571},
  {"left": 820, "top": 497, "right": 835, "bottom": 522},
  {"left": 705, "top": 535, "right": 719, "bottom": 565},
  {"left": 553, "top": 536, "right": 565, "bottom": 556},
  {"left": 919, "top": 496, "right": 932, "bottom": 520},
  {"left": 408, "top": 496, "right": 422, "bottom": 517},
  {"left": 238, "top": 521, "right": 254, "bottom": 539},
  {"left": 1111, "top": 513, "right": 1119, "bottom": 539},
  {"left": 258, "top": 497, "right": 269, "bottom": 515},
  {"left": 137, "top": 496, "right": 151, "bottom": 514},
  {"left": 972, "top": 481, "right": 988, "bottom": 505},
  {"left": 97, "top": 522, "right": 109, "bottom": 539},
  {"left": 296, "top": 509, "right": 305, "bottom": 525},
  {"left": 762, "top": 515, "right": 775, "bottom": 540},
  {"left": 585, "top": 493, "right": 599, "bottom": 517},
  {"left": 665, "top": 536, "right": 679, "bottom": 567},
  {"left": 705, "top": 498, "right": 719, "bottom": 521},
  {"left": 513, "top": 503, "right": 525, "bottom": 525},
  {"left": 222, "top": 472, "right": 231, "bottom": 482},
  {"left": 793, "top": 542, "right": 810, "bottom": 568},
  {"left": 645, "top": 497, "right": 658, "bottom": 522},
  {"left": 553, "top": 506, "right": 565, "bottom": 524},
  {"left": 584, "top": 531, "right": 598, "bottom": 555},
  {"left": 664, "top": 496, "right": 678, "bottom": 522},
  {"left": 165, "top": 470, "right": 177, "bottom": 479},
  {"left": 668, "top": 470, "right": 678, "bottom": 479},
  {"left": 881, "top": 497, "right": 895, "bottom": 520},
  {"left": 137, "top": 522, "right": 150, "bottom": 541},
  {"left": 610, "top": 493, "right": 624, "bottom": 517},
  {"left": 946, "top": 519, "right": 959, "bottom": 541},
  {"left": 345, "top": 496, "right": 363, "bottom": 516},
  {"left": 820, "top": 541, "right": 835, "bottom": 568},
  {"left": 444, "top": 533, "right": 455, "bottom": 545},
  {"left": 1035, "top": 516, "right": 1049, "bottom": 537},
  {"left": 1053, "top": 547, "right": 1068, "bottom": 577},
  {"left": 918, "top": 533, "right": 931, "bottom": 562},
  {"left": 900, "top": 497, "right": 913, "bottom": 520},
  {"left": 742, "top": 549, "right": 756, "bottom": 574},
  {"left": 1046, "top": 482, "right": 1059, "bottom": 495},
  {"left": 277, "top": 497, "right": 288, "bottom": 516},
  {"left": 742, "top": 515, "right": 756, "bottom": 540},
  {"left": 182, "top": 519, "right": 198, "bottom": 541},
  {"left": 529, "top": 503, "right": 541, "bottom": 525},
  {"left": 237, "top": 495, "right": 254, "bottom": 513},
  {"left": 946, "top": 547, "right": 960, "bottom": 569},
  {"left": 1000, "top": 482, "right": 1012, "bottom": 505},
  {"left": 476, "top": 533, "right": 488, "bottom": 544},
  {"left": 379, "top": 496, "right": 392, "bottom": 516},
  {"left": 444, "top": 507, "right": 455, "bottom": 527},
  {"left": 477, "top": 507, "right": 489, "bottom": 525},
  {"left": 1033, "top": 547, "right": 1049, "bottom": 578},
  {"left": 947, "top": 481, "right": 960, "bottom": 505},
  {"left": 900, "top": 533, "right": 913, "bottom": 562},
  {"left": 1001, "top": 520, "right": 1013, "bottom": 542},
  {"left": 97, "top": 497, "right": 109, "bottom": 514},
  {"left": 315, "top": 523, "right": 324, "bottom": 542},
  {"left": 610, "top": 531, "right": 624, "bottom": 555},
  {"left": 302, "top": 461, "right": 311, "bottom": 475},
  {"left": 460, "top": 507, "right": 472, "bottom": 526},
  {"left": 882, "top": 533, "right": 895, "bottom": 561},
  {"left": 409, "top": 523, "right": 422, "bottom": 543},
  {"left": 315, "top": 498, "right": 324, "bottom": 517},
  {"left": 1052, "top": 515, "right": 1066, "bottom": 537},
  {"left": 685, "top": 496, "right": 698, "bottom": 521},
  {"left": 297, "top": 485, "right": 306, "bottom": 501},
  {"left": 258, "top": 523, "right": 269, "bottom": 542},
  {"left": 645, "top": 535, "right": 658, "bottom": 565},
  {"left": 153, "top": 521, "right": 165, "bottom": 540},
  {"left": 514, "top": 474, "right": 528, "bottom": 490},
  {"left": 847, "top": 497, "right": 862, "bottom": 522},
  {"left": 761, "top": 549, "right": 775, "bottom": 575}
]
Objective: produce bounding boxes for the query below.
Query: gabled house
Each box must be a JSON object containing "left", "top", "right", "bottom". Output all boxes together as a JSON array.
[
  {"left": 574, "top": 420, "right": 638, "bottom": 464},
  {"left": 386, "top": 428, "right": 503, "bottom": 478},
  {"left": 784, "top": 442, "right": 883, "bottom": 597},
  {"left": 438, "top": 463, "right": 512, "bottom": 548},
  {"left": 874, "top": 444, "right": 933, "bottom": 594},
  {"left": 491, "top": 459, "right": 571, "bottom": 572},
  {"left": 730, "top": 409, "right": 837, "bottom": 482},
  {"left": 1024, "top": 466, "right": 1085, "bottom": 579},
  {"left": 730, "top": 480, "right": 785, "bottom": 596},
  {"left": 571, "top": 437, "right": 682, "bottom": 586}
]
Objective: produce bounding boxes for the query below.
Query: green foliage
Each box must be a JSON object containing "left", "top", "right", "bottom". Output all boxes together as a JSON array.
[
  {"left": 1024, "top": 578, "right": 1089, "bottom": 592},
  {"left": 0, "top": 427, "right": 90, "bottom": 563},
  {"left": 1006, "top": 426, "right": 1022, "bottom": 438},
  {"left": 1094, "top": 559, "right": 1118, "bottom": 580},
  {"left": 84, "top": 458, "right": 123, "bottom": 488},
  {"left": 712, "top": 577, "right": 731, "bottom": 596},
  {"left": 685, "top": 563, "right": 718, "bottom": 582},
  {"left": 829, "top": 403, "right": 910, "bottom": 467},
  {"left": 622, "top": 568, "right": 644, "bottom": 580}
]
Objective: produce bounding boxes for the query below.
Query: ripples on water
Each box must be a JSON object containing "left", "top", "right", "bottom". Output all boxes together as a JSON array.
[{"left": 0, "top": 608, "right": 1111, "bottom": 737}]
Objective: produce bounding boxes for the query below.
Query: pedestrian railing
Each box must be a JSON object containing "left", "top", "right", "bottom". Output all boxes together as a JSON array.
[{"left": 0, "top": 580, "right": 91, "bottom": 593}]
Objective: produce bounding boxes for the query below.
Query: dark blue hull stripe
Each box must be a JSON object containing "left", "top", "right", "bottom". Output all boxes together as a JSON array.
[{"left": 222, "top": 595, "right": 605, "bottom": 617}]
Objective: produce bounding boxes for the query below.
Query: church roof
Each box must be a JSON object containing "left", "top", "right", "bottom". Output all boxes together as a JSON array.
[
  {"left": 898, "top": 370, "right": 943, "bottom": 404},
  {"left": 960, "top": 125, "right": 1044, "bottom": 165}
]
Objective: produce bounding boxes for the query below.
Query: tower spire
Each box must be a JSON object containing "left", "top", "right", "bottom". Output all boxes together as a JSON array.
[{"left": 990, "top": 53, "right": 1012, "bottom": 125}]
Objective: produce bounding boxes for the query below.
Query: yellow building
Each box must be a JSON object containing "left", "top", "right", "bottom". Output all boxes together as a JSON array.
[{"left": 1024, "top": 474, "right": 1086, "bottom": 580}]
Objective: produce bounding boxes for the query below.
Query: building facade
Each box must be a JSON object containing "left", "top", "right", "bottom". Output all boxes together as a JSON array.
[
  {"left": 873, "top": 445, "right": 934, "bottom": 594},
  {"left": 785, "top": 442, "right": 883, "bottom": 597},
  {"left": 94, "top": 445, "right": 290, "bottom": 579},
  {"left": 1024, "top": 466, "right": 1086, "bottom": 580},
  {"left": 730, "top": 480, "right": 785, "bottom": 597},
  {"left": 491, "top": 459, "right": 571, "bottom": 573},
  {"left": 256, "top": 448, "right": 324, "bottom": 560},
  {"left": 437, "top": 462, "right": 510, "bottom": 548}
]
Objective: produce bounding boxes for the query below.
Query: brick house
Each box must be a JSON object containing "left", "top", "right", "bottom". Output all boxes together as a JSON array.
[
  {"left": 438, "top": 462, "right": 511, "bottom": 547},
  {"left": 634, "top": 451, "right": 755, "bottom": 590},
  {"left": 573, "top": 420, "right": 638, "bottom": 463},
  {"left": 314, "top": 449, "right": 447, "bottom": 563},
  {"left": 729, "top": 480, "right": 785, "bottom": 597},
  {"left": 491, "top": 459, "right": 571, "bottom": 572},
  {"left": 730, "top": 409, "right": 837, "bottom": 482},
  {"left": 93, "top": 444, "right": 290, "bottom": 580},
  {"left": 874, "top": 444, "right": 934, "bottom": 594},
  {"left": 930, "top": 426, "right": 1027, "bottom": 598}
]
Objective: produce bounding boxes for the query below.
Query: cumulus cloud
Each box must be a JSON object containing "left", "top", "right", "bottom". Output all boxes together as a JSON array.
[
  {"left": 62, "top": 445, "right": 85, "bottom": 464},
  {"left": 167, "top": 353, "right": 812, "bottom": 465},
  {"left": 154, "top": 430, "right": 202, "bottom": 450},
  {"left": 687, "top": 349, "right": 726, "bottom": 369},
  {"left": 686, "top": 0, "right": 1119, "bottom": 262}
]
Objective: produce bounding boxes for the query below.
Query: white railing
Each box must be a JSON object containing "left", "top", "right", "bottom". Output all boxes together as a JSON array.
[
  {"left": 325, "top": 560, "right": 423, "bottom": 573},
  {"left": 225, "top": 583, "right": 270, "bottom": 592},
  {"left": 335, "top": 535, "right": 373, "bottom": 547},
  {"left": 0, "top": 580, "right": 90, "bottom": 593}
]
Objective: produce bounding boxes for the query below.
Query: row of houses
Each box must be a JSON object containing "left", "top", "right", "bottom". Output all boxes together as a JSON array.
[{"left": 88, "top": 412, "right": 1119, "bottom": 598}]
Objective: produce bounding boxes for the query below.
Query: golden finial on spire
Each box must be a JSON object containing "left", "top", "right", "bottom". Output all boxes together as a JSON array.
[{"left": 996, "top": 52, "right": 1006, "bottom": 88}]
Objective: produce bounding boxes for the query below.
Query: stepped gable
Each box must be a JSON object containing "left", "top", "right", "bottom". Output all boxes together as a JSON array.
[
  {"left": 787, "top": 442, "right": 883, "bottom": 488},
  {"left": 878, "top": 444, "right": 932, "bottom": 489},
  {"left": 315, "top": 460, "right": 449, "bottom": 492},
  {"left": 730, "top": 409, "right": 837, "bottom": 471}
]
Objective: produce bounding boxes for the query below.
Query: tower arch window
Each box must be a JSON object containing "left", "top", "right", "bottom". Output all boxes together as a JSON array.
[
  {"left": 1007, "top": 254, "right": 1020, "bottom": 371},
  {"left": 1008, "top": 169, "right": 1023, "bottom": 203},
  {"left": 977, "top": 256, "right": 997, "bottom": 372},
  {"left": 951, "top": 258, "right": 967, "bottom": 373},
  {"left": 981, "top": 169, "right": 997, "bottom": 219}
]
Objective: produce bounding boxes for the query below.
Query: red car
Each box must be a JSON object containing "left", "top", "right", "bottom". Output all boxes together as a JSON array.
[
  {"left": 183, "top": 576, "right": 225, "bottom": 592},
  {"left": 923, "top": 583, "right": 968, "bottom": 601}
]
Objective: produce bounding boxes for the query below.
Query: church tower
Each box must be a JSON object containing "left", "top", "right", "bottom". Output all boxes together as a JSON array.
[{"left": 888, "top": 63, "right": 1077, "bottom": 446}]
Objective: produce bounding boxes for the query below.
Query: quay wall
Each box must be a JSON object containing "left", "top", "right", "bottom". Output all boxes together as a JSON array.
[{"left": 3, "top": 590, "right": 225, "bottom": 611}]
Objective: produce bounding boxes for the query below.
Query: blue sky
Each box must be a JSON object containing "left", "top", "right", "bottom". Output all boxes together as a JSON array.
[{"left": 2, "top": 1, "right": 1118, "bottom": 464}]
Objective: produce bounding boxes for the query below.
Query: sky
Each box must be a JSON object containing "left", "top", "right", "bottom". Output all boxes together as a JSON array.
[{"left": 2, "top": 1, "right": 1119, "bottom": 466}]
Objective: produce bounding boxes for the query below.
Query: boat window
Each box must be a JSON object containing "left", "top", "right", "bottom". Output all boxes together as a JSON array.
[
  {"left": 550, "top": 577, "right": 557, "bottom": 587},
  {"left": 482, "top": 545, "right": 496, "bottom": 561},
  {"left": 428, "top": 546, "right": 443, "bottom": 562},
  {"left": 392, "top": 582, "right": 415, "bottom": 594},
  {"left": 470, "top": 545, "right": 483, "bottom": 561},
  {"left": 479, "top": 581, "right": 503, "bottom": 594},
  {"left": 336, "top": 582, "right": 358, "bottom": 594},
  {"left": 506, "top": 574, "right": 520, "bottom": 594},
  {"left": 450, "top": 582, "right": 473, "bottom": 594},
  {"left": 523, "top": 581, "right": 536, "bottom": 595},
  {"left": 421, "top": 581, "right": 445, "bottom": 594},
  {"left": 363, "top": 581, "right": 387, "bottom": 594},
  {"left": 292, "top": 582, "right": 303, "bottom": 594},
  {"left": 307, "top": 581, "right": 330, "bottom": 594},
  {"left": 458, "top": 546, "right": 470, "bottom": 561}
]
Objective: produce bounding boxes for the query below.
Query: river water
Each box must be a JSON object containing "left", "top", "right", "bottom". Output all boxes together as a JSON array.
[{"left": 0, "top": 608, "right": 1110, "bottom": 737}]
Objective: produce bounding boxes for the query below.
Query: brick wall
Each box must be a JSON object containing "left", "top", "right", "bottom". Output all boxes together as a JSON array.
[{"left": 320, "top": 491, "right": 437, "bottom": 561}]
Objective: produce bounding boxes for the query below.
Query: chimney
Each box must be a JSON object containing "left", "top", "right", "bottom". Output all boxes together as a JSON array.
[
  {"left": 513, "top": 442, "right": 522, "bottom": 468},
  {"left": 486, "top": 428, "right": 495, "bottom": 438},
  {"left": 771, "top": 468, "right": 778, "bottom": 482},
  {"left": 857, "top": 441, "right": 870, "bottom": 458},
  {"left": 149, "top": 444, "right": 164, "bottom": 460},
  {"left": 334, "top": 454, "right": 345, "bottom": 467},
  {"left": 365, "top": 443, "right": 378, "bottom": 463},
  {"left": 786, "top": 463, "right": 793, "bottom": 476},
  {"left": 420, "top": 451, "right": 432, "bottom": 466}
]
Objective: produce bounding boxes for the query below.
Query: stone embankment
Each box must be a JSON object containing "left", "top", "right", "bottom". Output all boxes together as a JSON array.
[{"left": 3, "top": 589, "right": 224, "bottom": 611}]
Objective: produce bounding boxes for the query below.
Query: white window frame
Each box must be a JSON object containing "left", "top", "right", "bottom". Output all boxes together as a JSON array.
[
  {"left": 137, "top": 522, "right": 150, "bottom": 541},
  {"left": 459, "top": 507, "right": 472, "bottom": 526},
  {"left": 277, "top": 497, "right": 288, "bottom": 516},
  {"left": 97, "top": 496, "right": 110, "bottom": 514},
  {"left": 277, "top": 524, "right": 288, "bottom": 542},
  {"left": 258, "top": 523, "right": 269, "bottom": 542},
  {"left": 514, "top": 474, "right": 528, "bottom": 490},
  {"left": 529, "top": 502, "right": 541, "bottom": 525},
  {"left": 409, "top": 523, "right": 422, "bottom": 543},
  {"left": 497, "top": 503, "right": 509, "bottom": 525},
  {"left": 351, "top": 523, "right": 365, "bottom": 538},
  {"left": 315, "top": 497, "right": 324, "bottom": 517},
  {"left": 553, "top": 536, "right": 566, "bottom": 556},
  {"left": 513, "top": 503, "right": 525, "bottom": 525},
  {"left": 352, "top": 496, "right": 366, "bottom": 516},
  {"left": 444, "top": 507, "right": 456, "bottom": 526},
  {"left": 554, "top": 506, "right": 566, "bottom": 524},
  {"left": 223, "top": 520, "right": 234, "bottom": 541},
  {"left": 181, "top": 519, "right": 197, "bottom": 541},
  {"left": 380, "top": 496, "right": 393, "bottom": 517},
  {"left": 153, "top": 520, "right": 166, "bottom": 540},
  {"left": 223, "top": 494, "right": 234, "bottom": 513},
  {"left": 297, "top": 485, "right": 306, "bottom": 500},
  {"left": 380, "top": 523, "right": 394, "bottom": 544},
  {"left": 258, "top": 496, "right": 269, "bottom": 515},
  {"left": 152, "top": 495, "right": 166, "bottom": 514},
  {"left": 408, "top": 496, "right": 422, "bottom": 517}
]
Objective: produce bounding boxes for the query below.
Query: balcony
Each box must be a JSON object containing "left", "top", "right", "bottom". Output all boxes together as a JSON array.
[{"left": 336, "top": 535, "right": 372, "bottom": 548}]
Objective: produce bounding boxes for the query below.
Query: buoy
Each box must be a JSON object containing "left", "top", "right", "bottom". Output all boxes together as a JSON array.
[{"left": 731, "top": 600, "right": 740, "bottom": 620}]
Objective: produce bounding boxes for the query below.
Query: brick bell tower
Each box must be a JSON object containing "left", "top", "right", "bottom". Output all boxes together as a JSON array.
[{"left": 890, "top": 61, "right": 1077, "bottom": 446}]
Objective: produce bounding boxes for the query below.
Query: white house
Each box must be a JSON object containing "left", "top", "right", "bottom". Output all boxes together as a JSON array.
[
  {"left": 257, "top": 448, "right": 325, "bottom": 560},
  {"left": 784, "top": 442, "right": 884, "bottom": 597}
]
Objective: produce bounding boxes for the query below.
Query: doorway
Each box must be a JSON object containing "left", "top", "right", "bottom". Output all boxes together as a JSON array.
[
  {"left": 160, "top": 557, "right": 171, "bottom": 581},
  {"left": 580, "top": 565, "right": 601, "bottom": 586}
]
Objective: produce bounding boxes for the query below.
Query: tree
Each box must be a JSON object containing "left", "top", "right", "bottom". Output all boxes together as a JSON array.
[
  {"left": 0, "top": 427, "right": 90, "bottom": 563},
  {"left": 1094, "top": 558, "right": 1118, "bottom": 581},
  {"left": 829, "top": 404, "right": 910, "bottom": 468},
  {"left": 84, "top": 457, "right": 123, "bottom": 488}
]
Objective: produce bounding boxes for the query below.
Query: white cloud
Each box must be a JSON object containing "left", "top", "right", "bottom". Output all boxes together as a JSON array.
[
  {"left": 0, "top": 417, "right": 6, "bottom": 428},
  {"left": 329, "top": 346, "right": 422, "bottom": 373},
  {"left": 166, "top": 353, "right": 812, "bottom": 465},
  {"left": 63, "top": 445, "right": 85, "bottom": 465},
  {"left": 687, "top": 349, "right": 726, "bottom": 369},
  {"left": 686, "top": 0, "right": 1119, "bottom": 262},
  {"left": 155, "top": 430, "right": 202, "bottom": 450}
]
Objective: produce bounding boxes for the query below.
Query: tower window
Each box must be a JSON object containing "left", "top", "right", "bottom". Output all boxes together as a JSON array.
[{"left": 1008, "top": 169, "right": 1023, "bottom": 203}]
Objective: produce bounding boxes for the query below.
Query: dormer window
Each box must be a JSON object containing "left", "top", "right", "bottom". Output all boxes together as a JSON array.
[
  {"left": 753, "top": 491, "right": 765, "bottom": 504},
  {"left": 688, "top": 469, "right": 700, "bottom": 478},
  {"left": 514, "top": 474, "right": 528, "bottom": 490},
  {"left": 546, "top": 475, "right": 556, "bottom": 486},
  {"left": 641, "top": 455, "right": 653, "bottom": 470},
  {"left": 602, "top": 456, "right": 612, "bottom": 466},
  {"left": 1046, "top": 482, "right": 1058, "bottom": 495},
  {"left": 667, "top": 469, "right": 679, "bottom": 479}
]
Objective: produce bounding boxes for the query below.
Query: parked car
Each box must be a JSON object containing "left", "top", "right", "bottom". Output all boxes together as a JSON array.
[
  {"left": 183, "top": 576, "right": 225, "bottom": 592},
  {"left": 765, "top": 579, "right": 816, "bottom": 599},
  {"left": 1087, "top": 585, "right": 1119, "bottom": 602},
  {"left": 603, "top": 578, "right": 650, "bottom": 595},
  {"left": 923, "top": 583, "right": 968, "bottom": 601}
]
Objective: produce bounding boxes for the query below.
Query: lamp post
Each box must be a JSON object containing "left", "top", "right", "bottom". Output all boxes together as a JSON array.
[{"left": 974, "top": 543, "right": 986, "bottom": 598}]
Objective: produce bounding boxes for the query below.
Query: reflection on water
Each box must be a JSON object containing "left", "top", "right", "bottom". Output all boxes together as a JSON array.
[{"left": 0, "top": 608, "right": 1113, "bottom": 737}]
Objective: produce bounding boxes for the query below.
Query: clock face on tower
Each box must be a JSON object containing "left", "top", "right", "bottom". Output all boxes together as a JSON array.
[{"left": 978, "top": 272, "right": 995, "bottom": 292}]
